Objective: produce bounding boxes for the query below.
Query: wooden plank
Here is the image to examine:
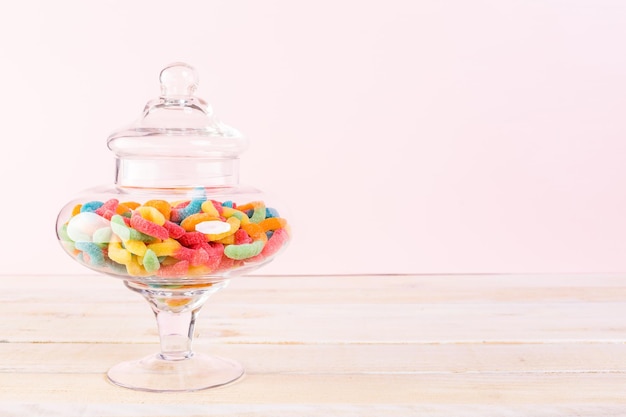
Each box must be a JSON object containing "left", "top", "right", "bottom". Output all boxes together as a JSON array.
[
  {"left": 0, "top": 403, "right": 624, "bottom": 417},
  {"left": 2, "top": 342, "right": 626, "bottom": 374},
  {"left": 4, "top": 274, "right": 626, "bottom": 304},
  {"left": 2, "top": 273, "right": 626, "bottom": 415},
  {"left": 0, "top": 373, "right": 625, "bottom": 405},
  {"left": 2, "top": 300, "right": 626, "bottom": 344}
]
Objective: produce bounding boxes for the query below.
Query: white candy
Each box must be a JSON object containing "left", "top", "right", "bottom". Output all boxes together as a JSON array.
[
  {"left": 195, "top": 220, "right": 231, "bottom": 234},
  {"left": 67, "top": 212, "right": 111, "bottom": 242}
]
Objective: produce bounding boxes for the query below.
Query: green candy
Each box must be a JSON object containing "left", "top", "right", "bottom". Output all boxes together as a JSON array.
[
  {"left": 224, "top": 240, "right": 265, "bottom": 260},
  {"left": 142, "top": 249, "right": 160, "bottom": 273},
  {"left": 250, "top": 205, "right": 267, "bottom": 224},
  {"left": 110, "top": 215, "right": 155, "bottom": 242}
]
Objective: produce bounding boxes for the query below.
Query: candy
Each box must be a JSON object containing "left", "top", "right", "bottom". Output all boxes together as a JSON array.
[
  {"left": 234, "top": 229, "right": 253, "bottom": 244},
  {"left": 126, "top": 256, "right": 151, "bottom": 277},
  {"left": 171, "top": 197, "right": 205, "bottom": 223},
  {"left": 67, "top": 212, "right": 110, "bottom": 242},
  {"left": 178, "top": 231, "right": 207, "bottom": 248},
  {"left": 142, "top": 249, "right": 160, "bottom": 272},
  {"left": 143, "top": 199, "right": 172, "bottom": 220},
  {"left": 75, "top": 241, "right": 105, "bottom": 266},
  {"left": 201, "top": 200, "right": 220, "bottom": 217},
  {"left": 59, "top": 196, "right": 290, "bottom": 279},
  {"left": 110, "top": 214, "right": 132, "bottom": 241},
  {"left": 180, "top": 212, "right": 219, "bottom": 232},
  {"left": 130, "top": 212, "right": 169, "bottom": 240},
  {"left": 195, "top": 220, "right": 231, "bottom": 235},
  {"left": 108, "top": 239, "right": 132, "bottom": 265},
  {"left": 157, "top": 260, "right": 189, "bottom": 277},
  {"left": 95, "top": 199, "right": 120, "bottom": 220},
  {"left": 135, "top": 206, "right": 166, "bottom": 226},
  {"left": 148, "top": 238, "right": 181, "bottom": 257},
  {"left": 80, "top": 201, "right": 104, "bottom": 213},
  {"left": 260, "top": 227, "right": 289, "bottom": 257},
  {"left": 92, "top": 227, "right": 112, "bottom": 244},
  {"left": 224, "top": 239, "right": 265, "bottom": 260},
  {"left": 124, "top": 239, "right": 148, "bottom": 256},
  {"left": 163, "top": 220, "right": 186, "bottom": 239},
  {"left": 221, "top": 207, "right": 251, "bottom": 224},
  {"left": 258, "top": 217, "right": 287, "bottom": 233},
  {"left": 205, "top": 216, "right": 240, "bottom": 241},
  {"left": 265, "top": 207, "right": 280, "bottom": 218}
]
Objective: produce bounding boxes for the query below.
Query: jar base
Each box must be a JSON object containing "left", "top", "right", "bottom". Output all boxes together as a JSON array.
[{"left": 107, "top": 352, "right": 244, "bottom": 392}]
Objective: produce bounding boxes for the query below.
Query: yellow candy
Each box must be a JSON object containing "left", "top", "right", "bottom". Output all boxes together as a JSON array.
[
  {"left": 160, "top": 256, "right": 180, "bottom": 266},
  {"left": 120, "top": 201, "right": 140, "bottom": 210},
  {"left": 143, "top": 199, "right": 172, "bottom": 221},
  {"left": 124, "top": 239, "right": 148, "bottom": 256},
  {"left": 222, "top": 207, "right": 251, "bottom": 225},
  {"left": 236, "top": 201, "right": 264, "bottom": 212},
  {"left": 259, "top": 217, "right": 287, "bottom": 232},
  {"left": 135, "top": 206, "right": 166, "bottom": 226},
  {"left": 241, "top": 223, "right": 266, "bottom": 241},
  {"left": 206, "top": 216, "right": 240, "bottom": 241},
  {"left": 201, "top": 200, "right": 220, "bottom": 217},
  {"left": 216, "top": 235, "right": 235, "bottom": 245},
  {"left": 188, "top": 264, "right": 212, "bottom": 276},
  {"left": 147, "top": 238, "right": 181, "bottom": 257},
  {"left": 180, "top": 212, "right": 219, "bottom": 232},
  {"left": 126, "top": 256, "right": 151, "bottom": 277},
  {"left": 71, "top": 204, "right": 82, "bottom": 216},
  {"left": 108, "top": 240, "right": 132, "bottom": 265}
]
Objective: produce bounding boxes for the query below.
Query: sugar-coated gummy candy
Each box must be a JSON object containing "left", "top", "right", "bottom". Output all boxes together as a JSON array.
[
  {"left": 178, "top": 231, "right": 207, "bottom": 248},
  {"left": 260, "top": 228, "right": 289, "bottom": 258},
  {"left": 259, "top": 217, "right": 287, "bottom": 232},
  {"left": 265, "top": 207, "right": 280, "bottom": 218},
  {"left": 136, "top": 206, "right": 166, "bottom": 226},
  {"left": 67, "top": 212, "right": 110, "bottom": 243},
  {"left": 163, "top": 220, "right": 186, "bottom": 239},
  {"left": 143, "top": 200, "right": 172, "bottom": 220},
  {"left": 130, "top": 212, "right": 169, "bottom": 240},
  {"left": 171, "top": 198, "right": 204, "bottom": 223},
  {"left": 224, "top": 239, "right": 265, "bottom": 260},
  {"left": 195, "top": 220, "right": 231, "bottom": 235},
  {"left": 250, "top": 205, "right": 266, "bottom": 224},
  {"left": 75, "top": 241, "right": 105, "bottom": 267},
  {"left": 108, "top": 240, "right": 132, "bottom": 265},
  {"left": 200, "top": 200, "right": 220, "bottom": 217},
  {"left": 92, "top": 227, "right": 112, "bottom": 244},
  {"left": 80, "top": 201, "right": 104, "bottom": 213},
  {"left": 142, "top": 249, "right": 160, "bottom": 272},
  {"left": 206, "top": 217, "right": 240, "bottom": 241},
  {"left": 148, "top": 238, "right": 181, "bottom": 257},
  {"left": 180, "top": 212, "right": 219, "bottom": 232},
  {"left": 59, "top": 195, "right": 291, "bottom": 279},
  {"left": 124, "top": 239, "right": 148, "bottom": 256}
]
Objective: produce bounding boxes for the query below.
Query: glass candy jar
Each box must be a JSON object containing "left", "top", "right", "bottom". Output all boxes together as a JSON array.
[{"left": 55, "top": 63, "right": 290, "bottom": 392}]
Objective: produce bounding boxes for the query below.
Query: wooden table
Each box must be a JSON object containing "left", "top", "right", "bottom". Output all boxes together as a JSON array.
[{"left": 1, "top": 273, "right": 625, "bottom": 416}]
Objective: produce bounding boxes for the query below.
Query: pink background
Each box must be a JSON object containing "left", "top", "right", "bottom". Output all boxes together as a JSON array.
[{"left": 1, "top": 0, "right": 626, "bottom": 276}]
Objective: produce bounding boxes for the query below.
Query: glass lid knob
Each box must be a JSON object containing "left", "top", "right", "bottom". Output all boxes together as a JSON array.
[{"left": 159, "top": 62, "right": 199, "bottom": 98}]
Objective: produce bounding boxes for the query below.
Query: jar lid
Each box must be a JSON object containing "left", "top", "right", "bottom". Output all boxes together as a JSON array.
[{"left": 107, "top": 63, "right": 247, "bottom": 159}]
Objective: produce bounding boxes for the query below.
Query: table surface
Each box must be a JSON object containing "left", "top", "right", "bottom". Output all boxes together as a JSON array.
[{"left": 1, "top": 273, "right": 626, "bottom": 416}]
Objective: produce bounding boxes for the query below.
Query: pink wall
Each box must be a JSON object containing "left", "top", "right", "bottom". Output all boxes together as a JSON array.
[{"left": 2, "top": 0, "right": 626, "bottom": 275}]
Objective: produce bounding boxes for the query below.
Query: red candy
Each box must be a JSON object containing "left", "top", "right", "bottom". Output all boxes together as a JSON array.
[
  {"left": 173, "top": 246, "right": 209, "bottom": 266},
  {"left": 234, "top": 229, "right": 253, "bottom": 244},
  {"left": 130, "top": 212, "right": 169, "bottom": 240},
  {"left": 178, "top": 232, "right": 207, "bottom": 247},
  {"left": 157, "top": 260, "right": 189, "bottom": 277},
  {"left": 261, "top": 228, "right": 289, "bottom": 257},
  {"left": 163, "top": 220, "right": 186, "bottom": 239}
]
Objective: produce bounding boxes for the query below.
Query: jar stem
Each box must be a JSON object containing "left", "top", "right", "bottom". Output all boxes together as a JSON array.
[
  {"left": 153, "top": 308, "right": 198, "bottom": 360},
  {"left": 124, "top": 280, "right": 229, "bottom": 361}
]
